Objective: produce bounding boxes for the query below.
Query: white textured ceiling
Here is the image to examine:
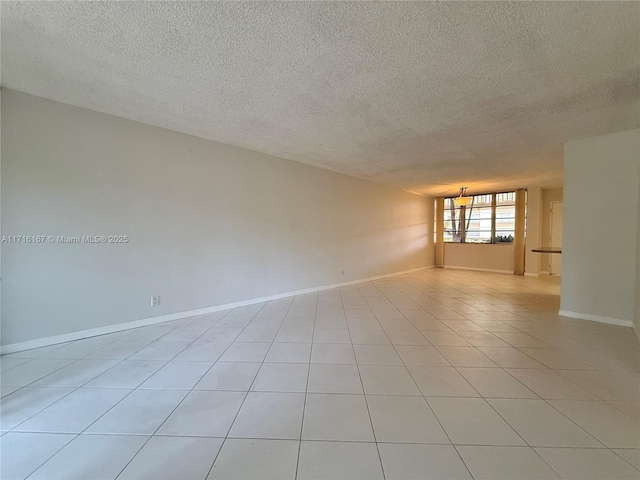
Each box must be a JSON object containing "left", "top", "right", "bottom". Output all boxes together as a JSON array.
[{"left": 2, "top": 2, "right": 639, "bottom": 196}]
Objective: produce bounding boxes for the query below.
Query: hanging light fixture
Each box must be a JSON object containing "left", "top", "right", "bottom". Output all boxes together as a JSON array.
[{"left": 454, "top": 187, "right": 471, "bottom": 206}]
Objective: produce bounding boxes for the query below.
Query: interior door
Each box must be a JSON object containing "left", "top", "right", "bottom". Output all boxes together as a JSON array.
[{"left": 550, "top": 201, "right": 563, "bottom": 275}]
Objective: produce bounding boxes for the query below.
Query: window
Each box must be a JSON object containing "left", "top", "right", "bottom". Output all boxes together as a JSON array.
[{"left": 443, "top": 191, "right": 516, "bottom": 244}]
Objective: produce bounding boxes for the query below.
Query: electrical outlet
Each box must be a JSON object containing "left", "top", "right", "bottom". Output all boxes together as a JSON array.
[{"left": 151, "top": 295, "right": 160, "bottom": 307}]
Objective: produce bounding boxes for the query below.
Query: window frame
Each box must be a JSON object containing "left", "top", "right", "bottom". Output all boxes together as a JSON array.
[{"left": 443, "top": 191, "right": 516, "bottom": 244}]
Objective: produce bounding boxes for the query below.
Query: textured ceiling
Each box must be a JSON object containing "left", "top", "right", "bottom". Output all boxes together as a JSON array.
[{"left": 2, "top": 2, "right": 639, "bottom": 196}]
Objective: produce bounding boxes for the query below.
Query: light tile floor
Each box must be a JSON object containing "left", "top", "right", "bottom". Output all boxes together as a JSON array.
[{"left": 1, "top": 269, "right": 639, "bottom": 479}]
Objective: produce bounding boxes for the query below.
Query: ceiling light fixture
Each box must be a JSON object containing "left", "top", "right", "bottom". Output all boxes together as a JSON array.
[{"left": 454, "top": 187, "right": 471, "bottom": 206}]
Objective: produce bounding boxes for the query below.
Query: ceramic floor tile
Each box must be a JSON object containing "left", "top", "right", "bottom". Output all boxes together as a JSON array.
[
  {"left": 567, "top": 348, "right": 640, "bottom": 372},
  {"left": 0, "top": 432, "right": 75, "bottom": 480},
  {"left": 251, "top": 363, "right": 308, "bottom": 392},
  {"left": 86, "top": 389, "right": 187, "bottom": 434},
  {"left": 488, "top": 398, "right": 602, "bottom": 447},
  {"left": 420, "top": 330, "right": 471, "bottom": 346},
  {"left": 14, "top": 388, "right": 130, "bottom": 433},
  {"left": 4, "top": 271, "right": 636, "bottom": 479},
  {"left": 457, "top": 367, "right": 538, "bottom": 398},
  {"left": 172, "top": 342, "right": 230, "bottom": 362},
  {"left": 435, "top": 347, "right": 497, "bottom": 367},
  {"left": 307, "top": 363, "right": 363, "bottom": 394},
  {"left": 198, "top": 327, "right": 243, "bottom": 343},
  {"left": 138, "top": 360, "right": 211, "bottom": 389},
  {"left": 378, "top": 443, "right": 472, "bottom": 480},
  {"left": 386, "top": 329, "right": 430, "bottom": 346},
  {"left": 0, "top": 385, "right": 21, "bottom": 399},
  {"left": 458, "top": 332, "right": 510, "bottom": 347},
  {"left": 310, "top": 343, "right": 356, "bottom": 364},
  {"left": 549, "top": 400, "right": 640, "bottom": 448},
  {"left": 1, "top": 387, "right": 75, "bottom": 431},
  {"left": 156, "top": 390, "right": 245, "bottom": 436},
  {"left": 359, "top": 365, "right": 421, "bottom": 395},
  {"left": 235, "top": 326, "right": 279, "bottom": 343},
  {"left": 348, "top": 318, "right": 380, "bottom": 329},
  {"left": 440, "top": 320, "right": 485, "bottom": 332},
  {"left": 218, "top": 342, "right": 271, "bottom": 362},
  {"left": 456, "top": 445, "right": 560, "bottom": 480},
  {"left": 2, "top": 343, "right": 69, "bottom": 359},
  {"left": 207, "top": 438, "right": 299, "bottom": 480},
  {"left": 0, "top": 357, "right": 30, "bottom": 372},
  {"left": 506, "top": 368, "right": 596, "bottom": 399},
  {"left": 558, "top": 370, "right": 640, "bottom": 401},
  {"left": 85, "top": 338, "right": 154, "bottom": 360},
  {"left": 493, "top": 333, "right": 552, "bottom": 348},
  {"left": 408, "top": 366, "right": 479, "bottom": 397},
  {"left": 264, "top": 342, "right": 311, "bottom": 363},
  {"left": 535, "top": 447, "right": 640, "bottom": 480},
  {"left": 302, "top": 394, "right": 374, "bottom": 441},
  {"left": 273, "top": 325, "right": 314, "bottom": 343},
  {"left": 395, "top": 345, "right": 450, "bottom": 366},
  {"left": 427, "top": 397, "right": 525, "bottom": 446},
  {"left": 412, "top": 319, "right": 454, "bottom": 331},
  {"left": 315, "top": 317, "right": 348, "bottom": 329},
  {"left": 367, "top": 395, "right": 448, "bottom": 443},
  {"left": 353, "top": 345, "right": 402, "bottom": 365},
  {"left": 312, "top": 328, "right": 351, "bottom": 344},
  {"left": 28, "top": 434, "right": 148, "bottom": 480},
  {"left": 1, "top": 359, "right": 76, "bottom": 387},
  {"left": 228, "top": 391, "right": 304, "bottom": 439},
  {"left": 195, "top": 362, "right": 260, "bottom": 391},
  {"left": 379, "top": 318, "right": 417, "bottom": 331},
  {"left": 42, "top": 336, "right": 119, "bottom": 359},
  {"left": 84, "top": 360, "right": 165, "bottom": 388},
  {"left": 349, "top": 328, "right": 390, "bottom": 345},
  {"left": 128, "top": 340, "right": 191, "bottom": 361},
  {"left": 476, "top": 347, "right": 546, "bottom": 368},
  {"left": 297, "top": 441, "right": 384, "bottom": 480},
  {"left": 159, "top": 326, "right": 209, "bottom": 342},
  {"left": 614, "top": 449, "right": 640, "bottom": 470},
  {"left": 119, "top": 436, "right": 223, "bottom": 480},
  {"left": 519, "top": 348, "right": 594, "bottom": 370},
  {"left": 611, "top": 402, "right": 640, "bottom": 420}
]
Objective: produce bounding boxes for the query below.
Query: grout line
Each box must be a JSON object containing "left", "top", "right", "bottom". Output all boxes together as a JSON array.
[
  {"left": 341, "top": 284, "right": 387, "bottom": 480},
  {"left": 110, "top": 305, "right": 265, "bottom": 480},
  {"left": 203, "top": 297, "right": 296, "bottom": 480},
  {"left": 293, "top": 291, "right": 318, "bottom": 480}
]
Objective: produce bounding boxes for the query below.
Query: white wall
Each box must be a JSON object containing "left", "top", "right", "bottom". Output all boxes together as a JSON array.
[
  {"left": 1, "top": 90, "right": 433, "bottom": 346},
  {"left": 561, "top": 129, "right": 640, "bottom": 326},
  {"left": 444, "top": 243, "right": 514, "bottom": 273}
]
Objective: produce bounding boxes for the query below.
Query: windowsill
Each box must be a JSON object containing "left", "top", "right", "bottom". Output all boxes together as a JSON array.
[{"left": 444, "top": 242, "right": 515, "bottom": 246}]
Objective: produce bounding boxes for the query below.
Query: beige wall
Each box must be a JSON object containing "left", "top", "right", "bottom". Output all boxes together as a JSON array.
[
  {"left": 444, "top": 243, "right": 514, "bottom": 273},
  {"left": 561, "top": 129, "right": 639, "bottom": 326},
  {"left": 1, "top": 90, "right": 433, "bottom": 346}
]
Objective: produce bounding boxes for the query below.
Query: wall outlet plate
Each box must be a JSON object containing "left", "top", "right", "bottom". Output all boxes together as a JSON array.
[{"left": 151, "top": 296, "right": 160, "bottom": 307}]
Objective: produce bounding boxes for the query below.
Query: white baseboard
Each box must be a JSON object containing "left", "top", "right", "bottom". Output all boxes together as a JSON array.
[
  {"left": 539, "top": 270, "right": 550, "bottom": 275},
  {"left": 444, "top": 265, "right": 513, "bottom": 275},
  {"left": 524, "top": 272, "right": 539, "bottom": 277},
  {"left": 0, "top": 265, "right": 434, "bottom": 355},
  {"left": 558, "top": 310, "right": 633, "bottom": 328}
]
